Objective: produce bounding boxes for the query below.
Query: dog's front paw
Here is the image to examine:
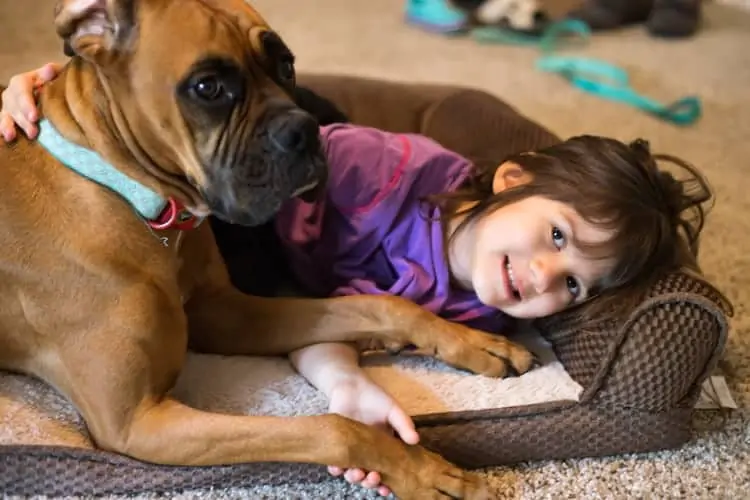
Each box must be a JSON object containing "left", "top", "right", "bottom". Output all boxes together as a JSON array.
[{"left": 432, "top": 325, "right": 534, "bottom": 378}]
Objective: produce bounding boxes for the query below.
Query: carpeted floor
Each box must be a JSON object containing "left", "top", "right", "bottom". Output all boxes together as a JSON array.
[{"left": 1, "top": 0, "right": 749, "bottom": 498}]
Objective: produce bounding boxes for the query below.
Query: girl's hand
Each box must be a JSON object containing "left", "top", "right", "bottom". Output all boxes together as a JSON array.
[
  {"left": 326, "top": 374, "right": 419, "bottom": 497},
  {"left": 1, "top": 63, "right": 63, "bottom": 142}
]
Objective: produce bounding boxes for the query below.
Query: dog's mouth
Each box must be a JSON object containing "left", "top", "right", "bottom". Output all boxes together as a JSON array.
[
  {"left": 202, "top": 147, "right": 328, "bottom": 227},
  {"left": 203, "top": 173, "right": 326, "bottom": 227}
]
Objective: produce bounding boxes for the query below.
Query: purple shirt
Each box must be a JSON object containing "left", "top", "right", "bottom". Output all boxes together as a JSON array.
[{"left": 275, "top": 124, "right": 511, "bottom": 333}]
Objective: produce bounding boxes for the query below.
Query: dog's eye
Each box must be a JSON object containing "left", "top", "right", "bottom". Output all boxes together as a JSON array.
[
  {"left": 192, "top": 76, "right": 225, "bottom": 101},
  {"left": 178, "top": 59, "right": 243, "bottom": 116},
  {"left": 278, "top": 57, "right": 295, "bottom": 83}
]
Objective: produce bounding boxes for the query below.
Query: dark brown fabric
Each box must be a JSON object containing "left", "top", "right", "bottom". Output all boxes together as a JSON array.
[
  {"left": 0, "top": 405, "right": 692, "bottom": 496},
  {"left": 0, "top": 75, "right": 729, "bottom": 496},
  {"left": 297, "top": 73, "right": 561, "bottom": 161},
  {"left": 0, "top": 446, "right": 331, "bottom": 496}
]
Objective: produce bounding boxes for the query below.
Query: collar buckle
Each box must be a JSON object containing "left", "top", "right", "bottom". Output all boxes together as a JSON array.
[{"left": 148, "top": 198, "right": 200, "bottom": 231}]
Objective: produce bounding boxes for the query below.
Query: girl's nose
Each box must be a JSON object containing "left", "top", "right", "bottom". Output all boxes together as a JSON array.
[{"left": 529, "top": 254, "right": 561, "bottom": 293}]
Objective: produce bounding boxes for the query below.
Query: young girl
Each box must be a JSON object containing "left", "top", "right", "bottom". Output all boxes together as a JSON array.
[{"left": 0, "top": 65, "right": 715, "bottom": 496}]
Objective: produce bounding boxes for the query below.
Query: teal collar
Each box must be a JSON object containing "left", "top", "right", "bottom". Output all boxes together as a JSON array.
[{"left": 36, "top": 119, "right": 199, "bottom": 231}]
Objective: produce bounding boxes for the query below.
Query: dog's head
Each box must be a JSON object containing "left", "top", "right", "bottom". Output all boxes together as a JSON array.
[{"left": 54, "top": 0, "right": 327, "bottom": 226}]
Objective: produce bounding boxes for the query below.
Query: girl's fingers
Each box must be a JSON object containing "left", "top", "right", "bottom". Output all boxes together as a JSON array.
[
  {"left": 19, "top": 94, "right": 40, "bottom": 124},
  {"left": 0, "top": 114, "right": 17, "bottom": 142},
  {"left": 388, "top": 405, "right": 419, "bottom": 445},
  {"left": 360, "top": 471, "right": 382, "bottom": 489},
  {"left": 11, "top": 109, "right": 38, "bottom": 139},
  {"left": 35, "top": 63, "right": 63, "bottom": 85},
  {"left": 344, "top": 468, "right": 366, "bottom": 484},
  {"left": 327, "top": 466, "right": 344, "bottom": 476}
]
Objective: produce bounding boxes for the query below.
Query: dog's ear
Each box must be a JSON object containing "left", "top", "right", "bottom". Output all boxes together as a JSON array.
[{"left": 54, "top": 0, "right": 136, "bottom": 64}]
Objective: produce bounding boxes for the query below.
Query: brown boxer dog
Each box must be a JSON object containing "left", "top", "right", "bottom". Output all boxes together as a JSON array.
[{"left": 0, "top": 0, "right": 533, "bottom": 497}]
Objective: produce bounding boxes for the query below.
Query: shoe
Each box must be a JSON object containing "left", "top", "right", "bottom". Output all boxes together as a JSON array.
[
  {"left": 647, "top": 0, "right": 701, "bottom": 38},
  {"left": 567, "top": 0, "right": 654, "bottom": 30},
  {"left": 405, "top": 0, "right": 469, "bottom": 33}
]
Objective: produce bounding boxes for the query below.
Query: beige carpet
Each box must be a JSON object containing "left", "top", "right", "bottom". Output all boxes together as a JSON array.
[{"left": 1, "top": 0, "right": 749, "bottom": 498}]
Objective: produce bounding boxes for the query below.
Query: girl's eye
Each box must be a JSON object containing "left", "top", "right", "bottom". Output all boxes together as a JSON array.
[
  {"left": 566, "top": 276, "right": 581, "bottom": 298},
  {"left": 552, "top": 226, "right": 580, "bottom": 298},
  {"left": 551, "top": 226, "right": 565, "bottom": 248}
]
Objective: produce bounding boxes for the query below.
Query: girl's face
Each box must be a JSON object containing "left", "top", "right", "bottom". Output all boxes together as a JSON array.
[{"left": 450, "top": 162, "right": 616, "bottom": 319}]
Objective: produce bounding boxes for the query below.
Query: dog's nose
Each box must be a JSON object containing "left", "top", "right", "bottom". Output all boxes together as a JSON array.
[{"left": 269, "top": 109, "right": 319, "bottom": 154}]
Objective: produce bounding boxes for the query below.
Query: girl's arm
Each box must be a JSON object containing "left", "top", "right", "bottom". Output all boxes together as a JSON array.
[
  {"left": 0, "top": 62, "right": 63, "bottom": 142},
  {"left": 289, "top": 342, "right": 362, "bottom": 399},
  {"left": 289, "top": 342, "right": 419, "bottom": 445}
]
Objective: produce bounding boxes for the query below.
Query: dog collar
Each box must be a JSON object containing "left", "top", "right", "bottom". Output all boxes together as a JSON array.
[{"left": 36, "top": 119, "right": 199, "bottom": 231}]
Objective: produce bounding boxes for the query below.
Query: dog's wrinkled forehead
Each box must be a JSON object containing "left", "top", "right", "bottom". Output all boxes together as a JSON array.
[
  {"left": 206, "top": 0, "right": 268, "bottom": 24},
  {"left": 199, "top": 0, "right": 272, "bottom": 46},
  {"left": 133, "top": 0, "right": 275, "bottom": 76}
]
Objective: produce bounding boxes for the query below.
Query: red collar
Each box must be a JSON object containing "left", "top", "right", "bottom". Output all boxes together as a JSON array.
[{"left": 147, "top": 198, "right": 201, "bottom": 231}]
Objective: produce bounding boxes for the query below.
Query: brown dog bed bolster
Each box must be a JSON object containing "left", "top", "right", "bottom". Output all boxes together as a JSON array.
[
  {"left": 296, "top": 73, "right": 560, "bottom": 160},
  {"left": 0, "top": 75, "right": 731, "bottom": 497},
  {"left": 0, "top": 445, "right": 330, "bottom": 496}
]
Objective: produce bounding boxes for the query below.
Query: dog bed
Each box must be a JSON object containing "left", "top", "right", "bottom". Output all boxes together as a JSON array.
[{"left": 0, "top": 75, "right": 731, "bottom": 496}]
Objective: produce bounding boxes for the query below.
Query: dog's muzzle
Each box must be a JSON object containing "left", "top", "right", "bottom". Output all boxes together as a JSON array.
[
  {"left": 201, "top": 105, "right": 328, "bottom": 227},
  {"left": 267, "top": 108, "right": 326, "bottom": 201}
]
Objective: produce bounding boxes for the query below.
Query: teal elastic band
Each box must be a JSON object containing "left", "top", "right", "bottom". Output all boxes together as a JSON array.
[
  {"left": 469, "top": 19, "right": 701, "bottom": 126},
  {"left": 535, "top": 56, "right": 701, "bottom": 125},
  {"left": 472, "top": 19, "right": 591, "bottom": 54}
]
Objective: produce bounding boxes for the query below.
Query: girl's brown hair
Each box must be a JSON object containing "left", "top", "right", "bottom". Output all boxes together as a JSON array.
[{"left": 427, "top": 135, "right": 732, "bottom": 322}]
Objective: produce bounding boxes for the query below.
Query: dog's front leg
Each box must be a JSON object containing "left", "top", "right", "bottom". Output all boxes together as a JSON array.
[
  {"left": 186, "top": 278, "right": 533, "bottom": 378},
  {"left": 182, "top": 228, "right": 531, "bottom": 377}
]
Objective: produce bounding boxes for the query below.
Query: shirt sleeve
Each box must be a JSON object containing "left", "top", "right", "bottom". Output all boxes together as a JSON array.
[{"left": 322, "top": 123, "right": 408, "bottom": 214}]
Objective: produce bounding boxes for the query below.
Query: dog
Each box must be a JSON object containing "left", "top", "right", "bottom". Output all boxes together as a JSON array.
[{"left": 0, "top": 1, "right": 533, "bottom": 497}]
